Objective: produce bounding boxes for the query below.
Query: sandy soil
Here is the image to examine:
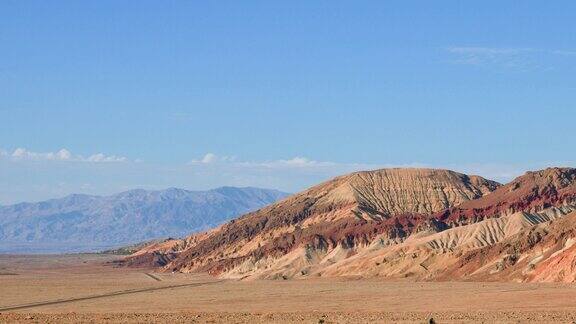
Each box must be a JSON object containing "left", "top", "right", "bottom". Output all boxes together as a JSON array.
[{"left": 1, "top": 255, "right": 576, "bottom": 323}]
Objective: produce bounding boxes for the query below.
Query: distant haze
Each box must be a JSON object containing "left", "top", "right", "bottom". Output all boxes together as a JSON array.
[{"left": 0, "top": 187, "right": 288, "bottom": 254}]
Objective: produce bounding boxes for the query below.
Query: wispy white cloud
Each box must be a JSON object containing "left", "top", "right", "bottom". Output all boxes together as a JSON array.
[
  {"left": 186, "top": 153, "right": 569, "bottom": 185},
  {"left": 188, "top": 153, "right": 427, "bottom": 173},
  {"left": 448, "top": 47, "right": 530, "bottom": 55},
  {"left": 446, "top": 46, "right": 575, "bottom": 69},
  {"left": 1, "top": 148, "right": 128, "bottom": 163},
  {"left": 548, "top": 49, "right": 576, "bottom": 56},
  {"left": 84, "top": 153, "right": 128, "bottom": 163},
  {"left": 181, "top": 153, "right": 433, "bottom": 196},
  {"left": 1, "top": 149, "right": 570, "bottom": 204},
  {"left": 189, "top": 153, "right": 236, "bottom": 164},
  {"left": 239, "top": 157, "right": 338, "bottom": 169},
  {"left": 447, "top": 46, "right": 534, "bottom": 68},
  {"left": 190, "top": 154, "right": 348, "bottom": 169},
  {"left": 11, "top": 148, "right": 72, "bottom": 161}
]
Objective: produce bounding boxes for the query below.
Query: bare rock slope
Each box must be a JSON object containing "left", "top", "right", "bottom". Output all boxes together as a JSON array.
[
  {"left": 126, "top": 167, "right": 576, "bottom": 282},
  {"left": 124, "top": 169, "right": 499, "bottom": 275}
]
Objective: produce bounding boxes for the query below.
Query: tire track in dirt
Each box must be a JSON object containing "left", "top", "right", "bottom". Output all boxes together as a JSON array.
[
  {"left": 0, "top": 280, "right": 223, "bottom": 312},
  {"left": 144, "top": 273, "right": 162, "bottom": 281}
]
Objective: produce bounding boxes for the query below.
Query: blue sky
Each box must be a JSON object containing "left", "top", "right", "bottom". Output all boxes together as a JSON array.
[{"left": 1, "top": 1, "right": 575, "bottom": 204}]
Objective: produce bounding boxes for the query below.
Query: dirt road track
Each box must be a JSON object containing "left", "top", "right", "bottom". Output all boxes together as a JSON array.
[
  {"left": 0, "top": 280, "right": 223, "bottom": 312},
  {"left": 144, "top": 273, "right": 162, "bottom": 281}
]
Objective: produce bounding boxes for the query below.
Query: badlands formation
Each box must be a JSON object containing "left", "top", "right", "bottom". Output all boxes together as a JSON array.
[{"left": 125, "top": 167, "right": 576, "bottom": 282}]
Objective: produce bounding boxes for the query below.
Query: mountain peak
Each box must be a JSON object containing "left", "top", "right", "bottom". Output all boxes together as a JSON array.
[
  {"left": 310, "top": 167, "right": 500, "bottom": 216},
  {"left": 520, "top": 167, "right": 576, "bottom": 188},
  {"left": 432, "top": 167, "right": 576, "bottom": 226}
]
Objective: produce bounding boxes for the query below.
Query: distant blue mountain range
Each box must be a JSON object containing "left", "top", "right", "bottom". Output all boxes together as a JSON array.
[{"left": 0, "top": 187, "right": 289, "bottom": 254}]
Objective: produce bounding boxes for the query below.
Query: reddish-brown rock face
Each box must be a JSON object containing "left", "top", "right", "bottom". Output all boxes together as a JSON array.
[
  {"left": 124, "top": 167, "right": 576, "bottom": 282},
  {"left": 433, "top": 167, "right": 576, "bottom": 225},
  {"left": 124, "top": 168, "right": 499, "bottom": 273}
]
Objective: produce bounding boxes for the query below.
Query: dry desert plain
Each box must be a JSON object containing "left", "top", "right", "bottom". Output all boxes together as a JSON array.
[{"left": 1, "top": 254, "right": 576, "bottom": 323}]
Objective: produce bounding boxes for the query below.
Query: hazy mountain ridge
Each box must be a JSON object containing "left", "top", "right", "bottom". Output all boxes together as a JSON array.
[{"left": 0, "top": 187, "right": 288, "bottom": 253}]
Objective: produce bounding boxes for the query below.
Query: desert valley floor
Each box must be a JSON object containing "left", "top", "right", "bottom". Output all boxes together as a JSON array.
[{"left": 1, "top": 255, "right": 576, "bottom": 323}]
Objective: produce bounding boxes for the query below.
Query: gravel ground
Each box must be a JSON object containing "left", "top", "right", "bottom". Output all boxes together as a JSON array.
[{"left": 2, "top": 311, "right": 576, "bottom": 323}]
